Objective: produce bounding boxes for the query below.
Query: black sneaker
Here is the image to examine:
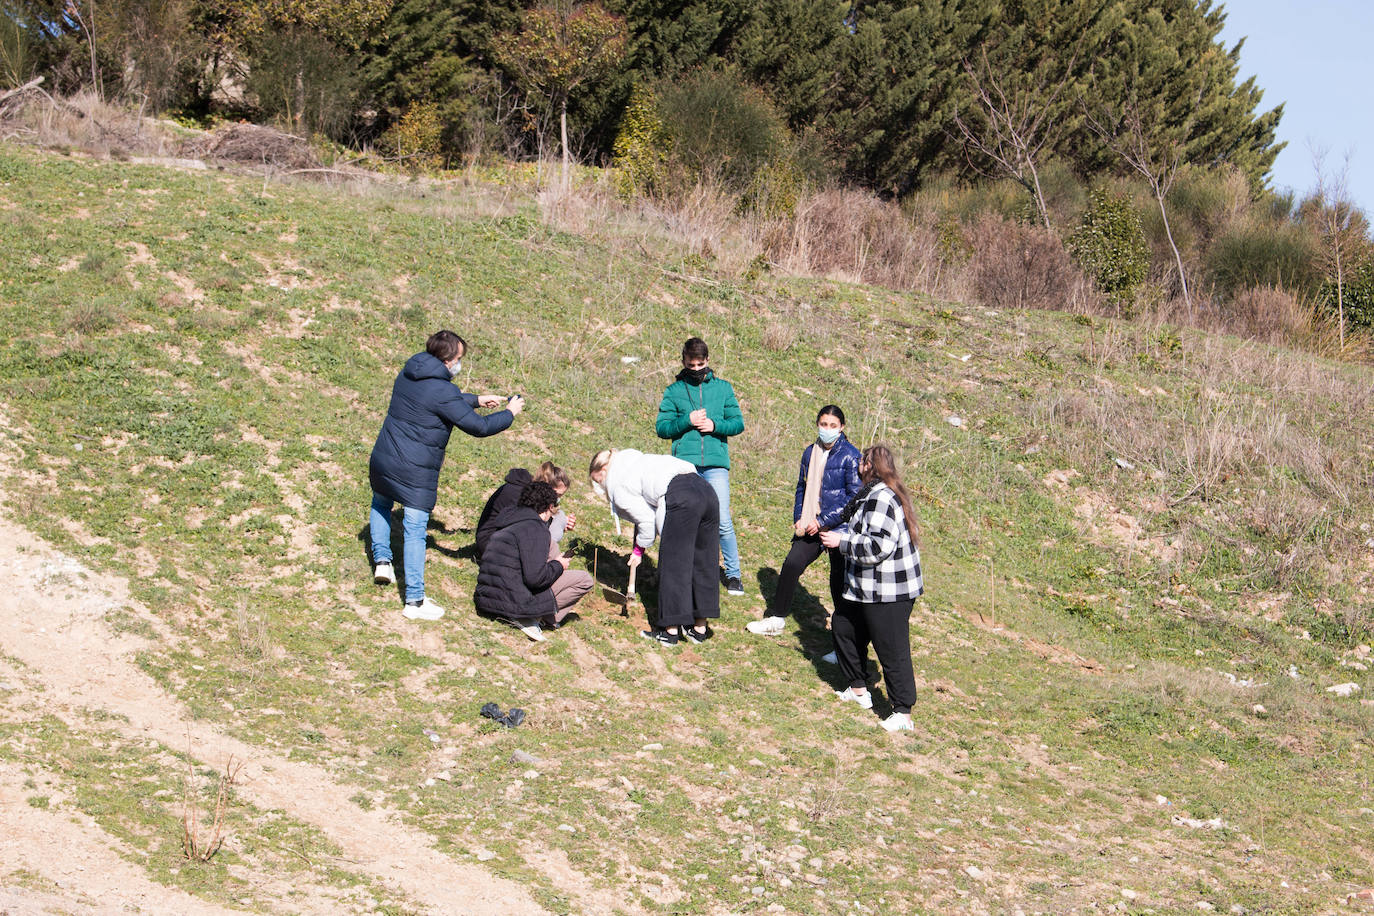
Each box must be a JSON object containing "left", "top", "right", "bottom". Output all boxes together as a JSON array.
[
  {"left": 640, "top": 626, "right": 680, "bottom": 646},
  {"left": 725, "top": 577, "right": 745, "bottom": 596},
  {"left": 682, "top": 624, "right": 714, "bottom": 644}
]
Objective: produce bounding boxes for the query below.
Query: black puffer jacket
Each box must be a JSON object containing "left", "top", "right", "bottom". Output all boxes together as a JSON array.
[
  {"left": 474, "top": 467, "right": 533, "bottom": 560},
  {"left": 473, "top": 506, "right": 561, "bottom": 622}
]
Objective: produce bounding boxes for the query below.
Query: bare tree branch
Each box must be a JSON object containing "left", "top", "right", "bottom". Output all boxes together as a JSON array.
[
  {"left": 1083, "top": 96, "right": 1193, "bottom": 317},
  {"left": 950, "top": 45, "right": 1079, "bottom": 231}
]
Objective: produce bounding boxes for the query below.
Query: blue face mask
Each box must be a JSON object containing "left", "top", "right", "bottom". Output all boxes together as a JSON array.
[
  {"left": 817, "top": 426, "right": 841, "bottom": 445},
  {"left": 450, "top": 360, "right": 462, "bottom": 376}
]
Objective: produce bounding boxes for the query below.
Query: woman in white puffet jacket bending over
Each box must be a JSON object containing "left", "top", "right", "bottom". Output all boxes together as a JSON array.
[{"left": 589, "top": 448, "right": 720, "bottom": 646}]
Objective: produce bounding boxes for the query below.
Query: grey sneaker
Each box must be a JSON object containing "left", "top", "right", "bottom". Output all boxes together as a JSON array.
[{"left": 373, "top": 561, "right": 395, "bottom": 585}]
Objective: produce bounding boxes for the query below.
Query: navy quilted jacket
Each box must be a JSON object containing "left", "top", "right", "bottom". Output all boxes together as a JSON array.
[
  {"left": 368, "top": 352, "right": 513, "bottom": 511},
  {"left": 792, "top": 434, "right": 862, "bottom": 530}
]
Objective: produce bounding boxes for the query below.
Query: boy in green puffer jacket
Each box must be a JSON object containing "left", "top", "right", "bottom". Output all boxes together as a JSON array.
[{"left": 655, "top": 337, "right": 747, "bottom": 596}]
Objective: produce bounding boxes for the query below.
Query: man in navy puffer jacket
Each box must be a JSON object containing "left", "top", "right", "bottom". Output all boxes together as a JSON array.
[{"left": 368, "top": 330, "right": 524, "bottom": 620}]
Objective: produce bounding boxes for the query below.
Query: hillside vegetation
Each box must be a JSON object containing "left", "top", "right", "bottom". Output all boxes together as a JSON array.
[{"left": 1, "top": 143, "right": 1372, "bottom": 914}]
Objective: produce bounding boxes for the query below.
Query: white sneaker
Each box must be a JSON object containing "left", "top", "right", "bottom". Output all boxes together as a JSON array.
[
  {"left": 745, "top": 616, "right": 785, "bottom": 636},
  {"left": 402, "top": 596, "right": 445, "bottom": 620},
  {"left": 819, "top": 651, "right": 838, "bottom": 665},
  {"left": 373, "top": 561, "right": 395, "bottom": 585},
  {"left": 519, "top": 624, "right": 546, "bottom": 642},
  {"left": 880, "top": 712, "right": 913, "bottom": 732},
  {"left": 835, "top": 687, "right": 874, "bottom": 710}
]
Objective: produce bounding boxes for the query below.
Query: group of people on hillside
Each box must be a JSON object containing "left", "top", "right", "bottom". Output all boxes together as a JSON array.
[{"left": 365, "top": 331, "right": 923, "bottom": 731}]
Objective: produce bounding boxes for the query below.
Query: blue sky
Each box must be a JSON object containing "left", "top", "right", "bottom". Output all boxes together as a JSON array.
[{"left": 1218, "top": 1, "right": 1372, "bottom": 214}]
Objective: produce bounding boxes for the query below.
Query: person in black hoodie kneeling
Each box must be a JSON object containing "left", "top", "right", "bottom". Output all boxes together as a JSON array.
[
  {"left": 474, "top": 461, "right": 575, "bottom": 561},
  {"left": 474, "top": 482, "right": 592, "bottom": 641}
]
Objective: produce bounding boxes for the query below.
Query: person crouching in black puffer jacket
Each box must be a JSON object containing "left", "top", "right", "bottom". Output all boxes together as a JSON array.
[{"left": 474, "top": 482, "right": 592, "bottom": 642}]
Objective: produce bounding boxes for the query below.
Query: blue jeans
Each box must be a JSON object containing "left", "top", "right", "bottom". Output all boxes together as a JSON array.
[
  {"left": 370, "top": 492, "right": 430, "bottom": 604},
  {"left": 697, "top": 466, "right": 740, "bottom": 581}
]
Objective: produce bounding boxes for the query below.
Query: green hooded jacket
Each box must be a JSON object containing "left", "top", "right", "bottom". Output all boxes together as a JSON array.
[{"left": 655, "top": 368, "right": 744, "bottom": 469}]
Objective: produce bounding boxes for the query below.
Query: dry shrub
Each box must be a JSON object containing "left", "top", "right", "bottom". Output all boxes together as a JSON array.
[
  {"left": 968, "top": 215, "right": 1096, "bottom": 312},
  {"left": 182, "top": 754, "right": 242, "bottom": 862},
  {"left": 649, "top": 178, "right": 743, "bottom": 264},
  {"left": 1244, "top": 482, "right": 1334, "bottom": 588},
  {"left": 0, "top": 89, "right": 182, "bottom": 158},
  {"left": 1185, "top": 285, "right": 1312, "bottom": 345},
  {"left": 181, "top": 123, "right": 320, "bottom": 172},
  {"left": 774, "top": 188, "right": 939, "bottom": 290},
  {"left": 760, "top": 319, "right": 798, "bottom": 352},
  {"left": 539, "top": 170, "right": 621, "bottom": 235}
]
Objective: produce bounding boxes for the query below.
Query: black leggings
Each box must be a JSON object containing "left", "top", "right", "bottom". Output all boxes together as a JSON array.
[
  {"left": 770, "top": 535, "right": 844, "bottom": 619},
  {"left": 831, "top": 598, "right": 917, "bottom": 714},
  {"left": 656, "top": 473, "right": 721, "bottom": 628}
]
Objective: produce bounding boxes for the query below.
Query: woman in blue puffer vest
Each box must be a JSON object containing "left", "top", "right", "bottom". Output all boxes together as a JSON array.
[{"left": 747, "top": 405, "right": 862, "bottom": 637}]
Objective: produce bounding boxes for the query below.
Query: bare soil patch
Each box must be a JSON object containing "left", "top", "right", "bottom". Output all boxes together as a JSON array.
[{"left": 0, "top": 516, "right": 550, "bottom": 915}]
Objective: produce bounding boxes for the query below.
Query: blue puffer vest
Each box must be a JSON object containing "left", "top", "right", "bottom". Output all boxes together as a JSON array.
[{"left": 792, "top": 434, "right": 863, "bottom": 531}]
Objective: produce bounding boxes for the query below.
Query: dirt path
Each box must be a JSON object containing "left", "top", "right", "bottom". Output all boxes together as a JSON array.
[{"left": 0, "top": 516, "right": 551, "bottom": 916}]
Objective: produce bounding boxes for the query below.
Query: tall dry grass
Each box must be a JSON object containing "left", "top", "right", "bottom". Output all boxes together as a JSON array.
[{"left": 0, "top": 89, "right": 184, "bottom": 158}]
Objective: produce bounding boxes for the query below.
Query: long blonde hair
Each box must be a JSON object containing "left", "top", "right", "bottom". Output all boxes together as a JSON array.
[
  {"left": 861, "top": 444, "right": 920, "bottom": 547},
  {"left": 588, "top": 449, "right": 613, "bottom": 482}
]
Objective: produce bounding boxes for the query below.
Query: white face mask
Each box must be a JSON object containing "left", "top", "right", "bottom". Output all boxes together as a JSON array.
[
  {"left": 449, "top": 360, "right": 462, "bottom": 375},
  {"left": 817, "top": 426, "right": 841, "bottom": 445},
  {"left": 591, "top": 479, "right": 607, "bottom": 500}
]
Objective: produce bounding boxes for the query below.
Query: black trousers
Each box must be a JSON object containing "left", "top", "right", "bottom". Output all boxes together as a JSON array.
[
  {"left": 770, "top": 534, "right": 844, "bottom": 619},
  {"left": 831, "top": 597, "right": 917, "bottom": 714},
  {"left": 656, "top": 473, "right": 721, "bottom": 628}
]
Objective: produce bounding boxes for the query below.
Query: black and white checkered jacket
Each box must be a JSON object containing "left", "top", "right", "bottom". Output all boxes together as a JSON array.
[{"left": 836, "top": 482, "right": 923, "bottom": 603}]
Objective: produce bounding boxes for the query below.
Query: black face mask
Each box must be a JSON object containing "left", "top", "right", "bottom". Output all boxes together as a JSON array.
[{"left": 681, "top": 366, "right": 709, "bottom": 384}]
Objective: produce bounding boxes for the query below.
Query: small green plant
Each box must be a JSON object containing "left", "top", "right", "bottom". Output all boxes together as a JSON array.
[
  {"left": 936, "top": 214, "right": 973, "bottom": 265},
  {"left": 380, "top": 101, "right": 445, "bottom": 173},
  {"left": 1319, "top": 257, "right": 1374, "bottom": 329},
  {"left": 1069, "top": 187, "right": 1150, "bottom": 314},
  {"left": 612, "top": 84, "right": 670, "bottom": 199}
]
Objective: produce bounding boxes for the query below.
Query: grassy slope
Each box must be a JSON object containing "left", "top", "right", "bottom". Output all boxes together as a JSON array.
[{"left": 1, "top": 143, "right": 1372, "bottom": 915}]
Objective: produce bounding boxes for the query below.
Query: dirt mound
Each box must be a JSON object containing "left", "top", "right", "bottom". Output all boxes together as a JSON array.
[{"left": 183, "top": 122, "right": 321, "bottom": 171}]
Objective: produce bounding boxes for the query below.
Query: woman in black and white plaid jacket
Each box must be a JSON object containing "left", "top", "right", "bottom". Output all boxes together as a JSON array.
[{"left": 820, "top": 444, "right": 923, "bottom": 732}]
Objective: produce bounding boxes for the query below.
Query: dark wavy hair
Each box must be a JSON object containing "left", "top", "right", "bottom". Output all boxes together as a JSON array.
[{"left": 519, "top": 481, "right": 559, "bottom": 514}]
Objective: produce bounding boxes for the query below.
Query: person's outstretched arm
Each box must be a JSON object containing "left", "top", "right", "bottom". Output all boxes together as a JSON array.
[{"left": 438, "top": 391, "right": 514, "bottom": 438}]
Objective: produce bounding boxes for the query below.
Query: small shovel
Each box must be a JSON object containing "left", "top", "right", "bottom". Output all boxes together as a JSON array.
[{"left": 602, "top": 563, "right": 637, "bottom": 616}]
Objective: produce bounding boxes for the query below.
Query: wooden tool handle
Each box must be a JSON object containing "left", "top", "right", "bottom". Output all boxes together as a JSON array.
[{"left": 627, "top": 563, "right": 637, "bottom": 599}]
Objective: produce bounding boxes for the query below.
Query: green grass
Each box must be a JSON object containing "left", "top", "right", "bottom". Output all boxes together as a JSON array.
[{"left": 0, "top": 141, "right": 1371, "bottom": 912}]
